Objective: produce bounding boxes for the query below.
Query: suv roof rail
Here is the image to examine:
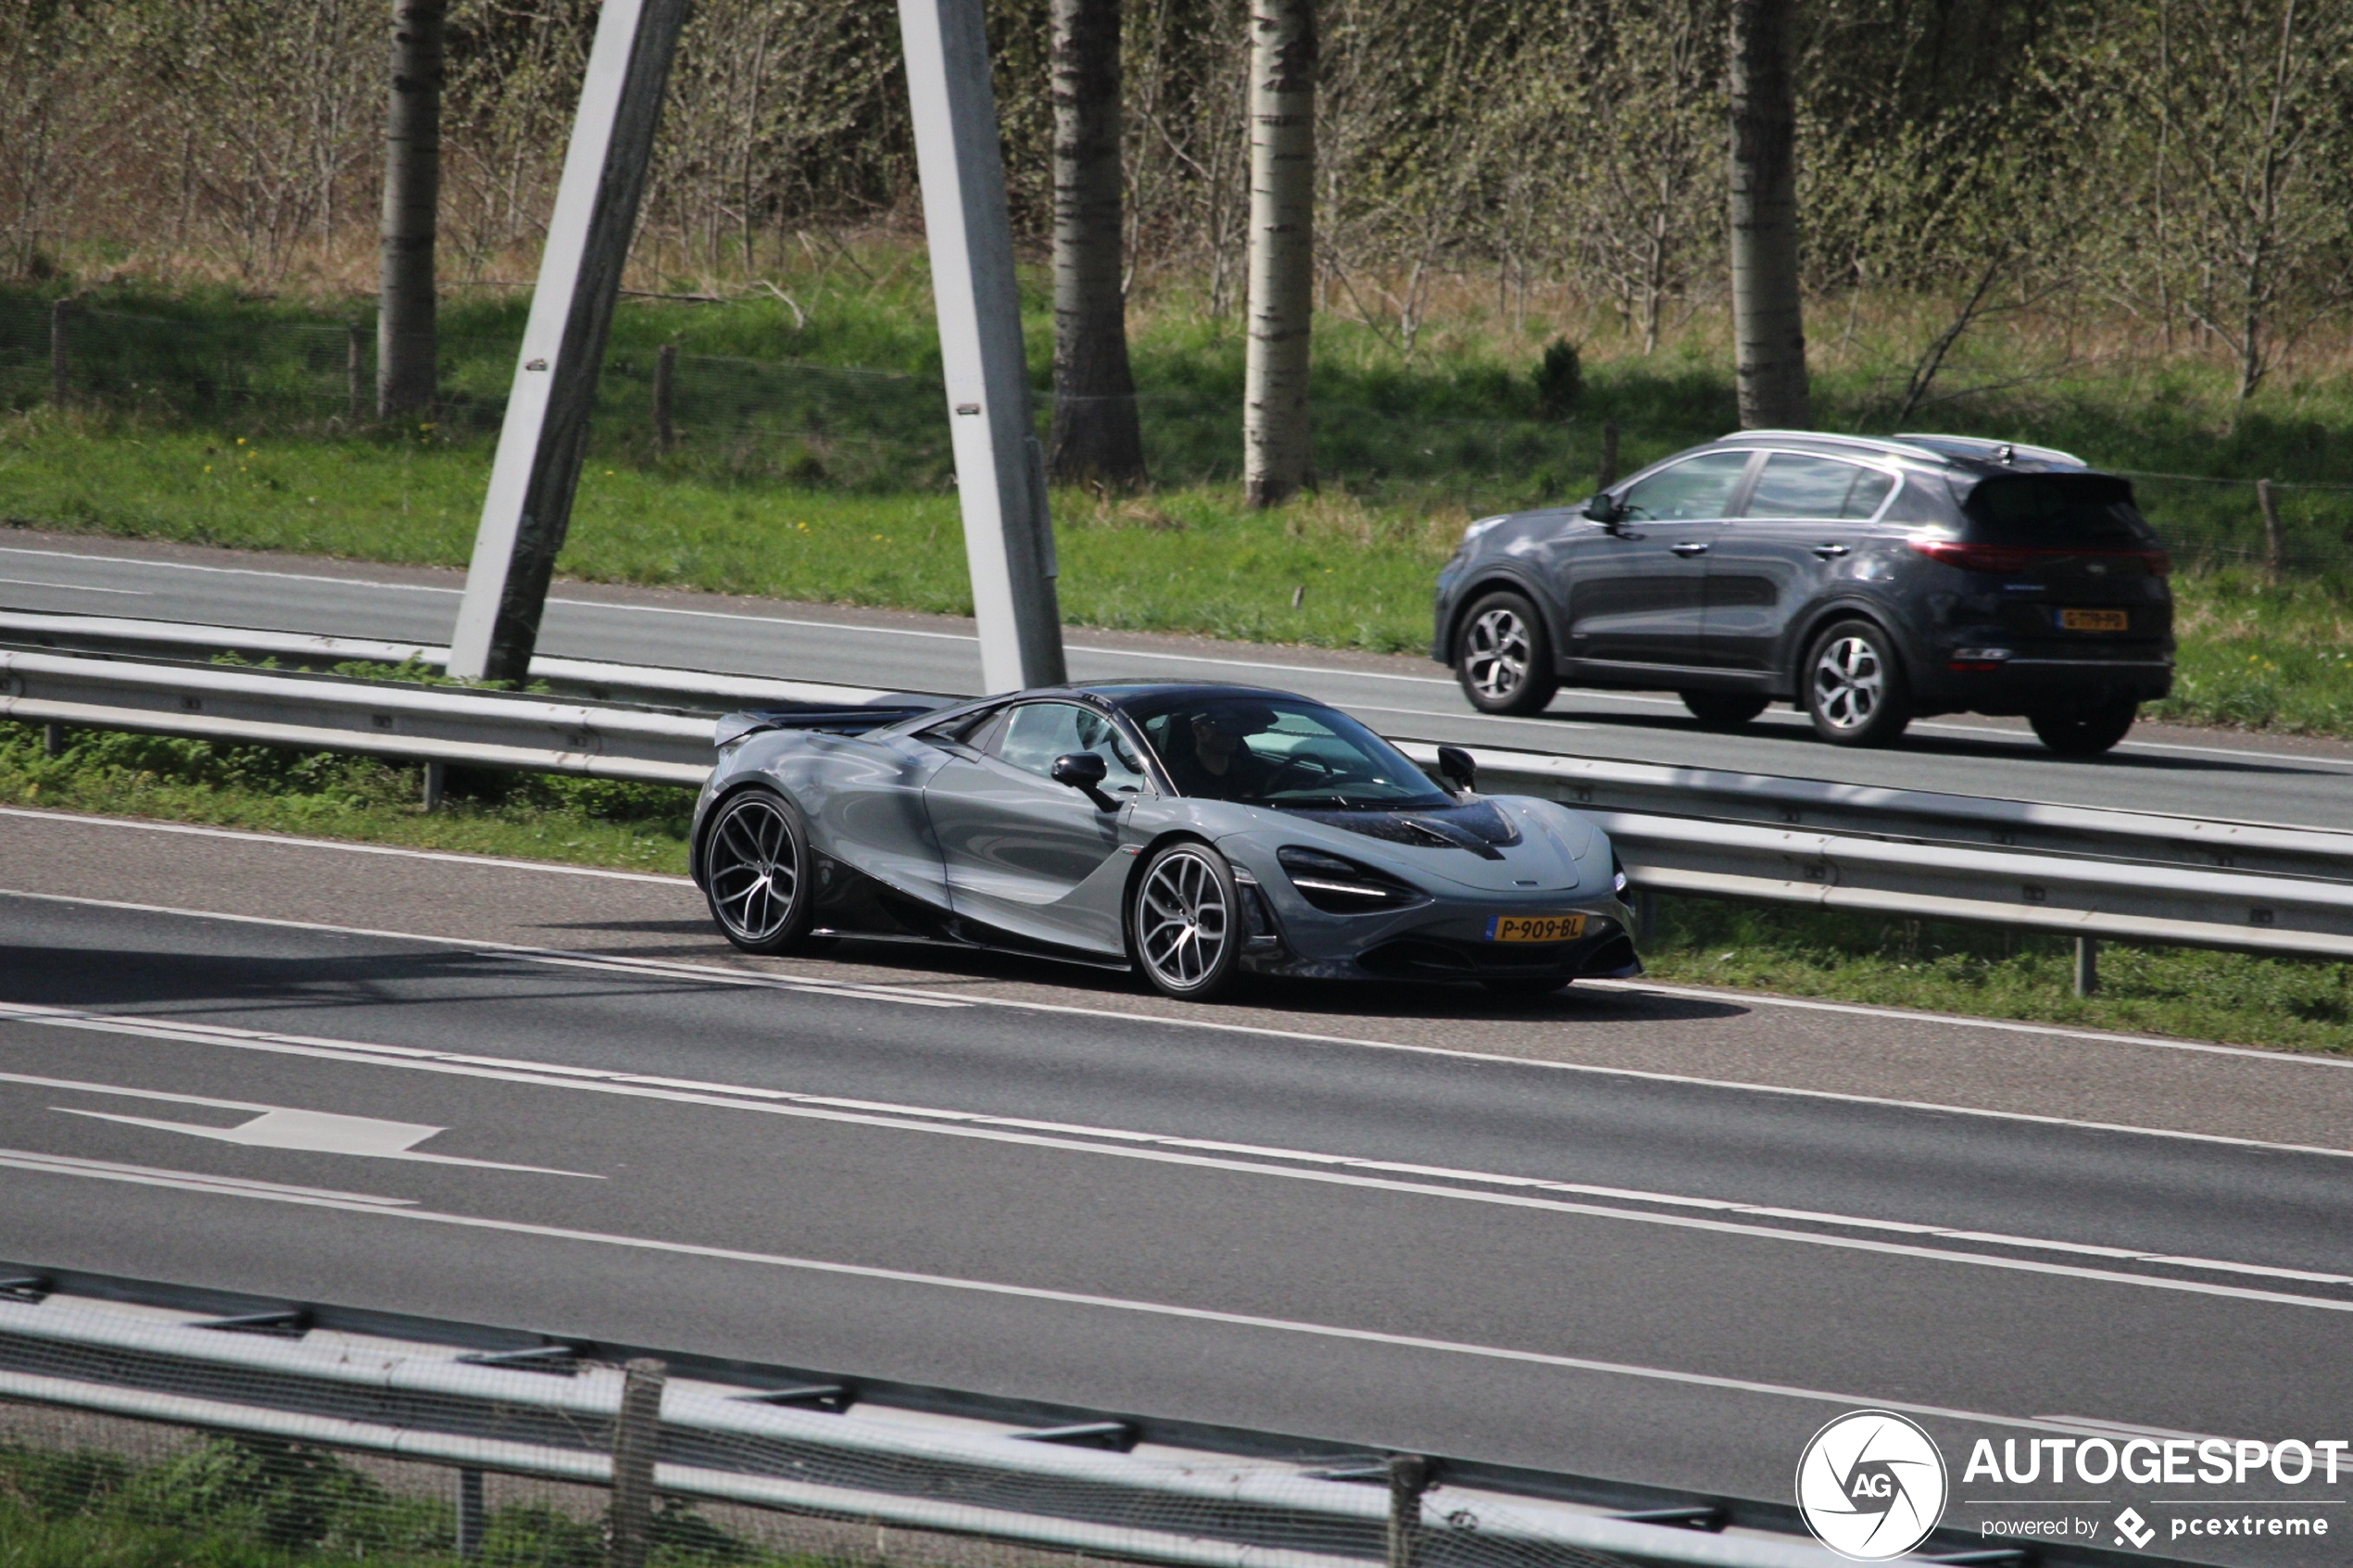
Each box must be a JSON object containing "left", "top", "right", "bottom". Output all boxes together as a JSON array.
[
  {"left": 1719, "top": 429, "right": 1954, "bottom": 465},
  {"left": 1894, "top": 433, "right": 2087, "bottom": 469}
]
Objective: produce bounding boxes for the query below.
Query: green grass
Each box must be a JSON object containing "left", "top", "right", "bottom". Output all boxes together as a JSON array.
[
  {"left": 5, "top": 717, "right": 2348, "bottom": 1056},
  {"left": 0, "top": 720, "right": 695, "bottom": 873},
  {"left": 1639, "top": 896, "right": 2353, "bottom": 1057},
  {"left": 0, "top": 1435, "right": 768, "bottom": 1567}
]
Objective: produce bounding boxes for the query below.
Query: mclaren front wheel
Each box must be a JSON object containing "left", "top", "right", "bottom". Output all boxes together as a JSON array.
[{"left": 1129, "top": 842, "right": 1245, "bottom": 1001}]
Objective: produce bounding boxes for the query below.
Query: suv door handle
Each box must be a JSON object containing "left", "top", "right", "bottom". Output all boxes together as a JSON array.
[
  {"left": 1813, "top": 543, "right": 1851, "bottom": 559},
  {"left": 1670, "top": 542, "right": 1710, "bottom": 557}
]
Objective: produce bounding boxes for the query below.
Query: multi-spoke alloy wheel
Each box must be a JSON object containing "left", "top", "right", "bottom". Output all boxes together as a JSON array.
[
  {"left": 1454, "top": 590, "right": 1558, "bottom": 715},
  {"left": 1803, "top": 620, "right": 1911, "bottom": 747},
  {"left": 700, "top": 788, "right": 816, "bottom": 952},
  {"left": 1131, "top": 843, "right": 1242, "bottom": 999}
]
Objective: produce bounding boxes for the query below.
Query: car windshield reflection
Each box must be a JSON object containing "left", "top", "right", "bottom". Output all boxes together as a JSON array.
[{"left": 1120, "top": 695, "right": 1452, "bottom": 809}]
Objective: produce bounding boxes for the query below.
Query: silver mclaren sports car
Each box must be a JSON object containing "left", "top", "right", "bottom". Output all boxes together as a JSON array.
[{"left": 688, "top": 681, "right": 1641, "bottom": 1000}]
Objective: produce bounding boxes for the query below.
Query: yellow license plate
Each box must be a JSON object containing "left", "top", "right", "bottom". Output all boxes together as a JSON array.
[
  {"left": 1485, "top": 913, "right": 1586, "bottom": 943},
  {"left": 2059, "top": 608, "right": 2130, "bottom": 632}
]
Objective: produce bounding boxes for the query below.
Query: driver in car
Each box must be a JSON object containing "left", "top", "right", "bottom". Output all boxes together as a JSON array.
[{"left": 1165, "top": 707, "right": 1277, "bottom": 800}]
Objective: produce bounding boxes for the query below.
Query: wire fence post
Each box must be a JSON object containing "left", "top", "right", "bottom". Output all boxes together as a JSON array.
[
  {"left": 609, "top": 1357, "right": 666, "bottom": 1568},
  {"left": 1386, "top": 1454, "right": 1429, "bottom": 1568},
  {"left": 1597, "top": 418, "right": 1619, "bottom": 490},
  {"left": 348, "top": 323, "right": 369, "bottom": 424},
  {"left": 653, "top": 343, "right": 677, "bottom": 453},
  {"left": 49, "top": 296, "right": 73, "bottom": 407},
  {"left": 2258, "top": 478, "right": 2284, "bottom": 580},
  {"left": 2073, "top": 935, "right": 2098, "bottom": 997},
  {"left": 455, "top": 1467, "right": 485, "bottom": 1558}
]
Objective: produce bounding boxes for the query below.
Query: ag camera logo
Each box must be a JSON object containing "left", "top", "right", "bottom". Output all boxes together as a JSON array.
[{"left": 1796, "top": 1411, "right": 1949, "bottom": 1561}]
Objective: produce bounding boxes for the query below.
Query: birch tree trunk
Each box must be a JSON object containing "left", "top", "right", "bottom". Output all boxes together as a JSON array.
[
  {"left": 1243, "top": 0, "right": 1315, "bottom": 508},
  {"left": 377, "top": 0, "right": 445, "bottom": 420},
  {"left": 1728, "top": 0, "right": 1808, "bottom": 429},
  {"left": 1048, "top": 0, "right": 1145, "bottom": 485}
]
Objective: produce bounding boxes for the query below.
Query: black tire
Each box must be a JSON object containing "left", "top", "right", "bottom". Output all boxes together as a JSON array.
[
  {"left": 1680, "top": 690, "right": 1769, "bottom": 727},
  {"left": 1128, "top": 842, "right": 1245, "bottom": 1001},
  {"left": 1480, "top": 976, "right": 1572, "bottom": 997},
  {"left": 1454, "top": 591, "right": 1560, "bottom": 715},
  {"left": 699, "top": 786, "right": 823, "bottom": 954},
  {"left": 2031, "top": 697, "right": 2138, "bottom": 757},
  {"left": 1803, "top": 620, "right": 1912, "bottom": 747}
]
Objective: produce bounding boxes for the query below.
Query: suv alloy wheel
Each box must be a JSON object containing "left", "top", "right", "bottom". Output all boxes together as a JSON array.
[{"left": 1454, "top": 591, "right": 1560, "bottom": 715}]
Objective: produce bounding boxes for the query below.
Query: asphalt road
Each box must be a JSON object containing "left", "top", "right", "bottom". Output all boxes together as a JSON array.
[
  {"left": 4, "top": 529, "right": 2351, "bottom": 830},
  {"left": 0, "top": 809, "right": 2346, "bottom": 1566}
]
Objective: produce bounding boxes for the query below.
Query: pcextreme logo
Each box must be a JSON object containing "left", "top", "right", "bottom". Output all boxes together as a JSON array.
[{"left": 1795, "top": 1411, "right": 1950, "bottom": 1561}]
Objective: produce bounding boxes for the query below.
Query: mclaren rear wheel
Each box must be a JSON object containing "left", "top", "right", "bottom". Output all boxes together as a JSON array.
[
  {"left": 700, "top": 786, "right": 824, "bottom": 954},
  {"left": 1129, "top": 842, "right": 1244, "bottom": 1001}
]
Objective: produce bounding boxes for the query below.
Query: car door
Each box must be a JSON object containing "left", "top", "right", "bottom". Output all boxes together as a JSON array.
[
  {"left": 922, "top": 700, "right": 1151, "bottom": 955},
  {"left": 1705, "top": 452, "right": 1895, "bottom": 673},
  {"left": 1562, "top": 449, "right": 1755, "bottom": 671}
]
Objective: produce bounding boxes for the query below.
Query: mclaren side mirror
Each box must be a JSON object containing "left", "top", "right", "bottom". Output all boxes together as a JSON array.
[
  {"left": 1051, "top": 750, "right": 1117, "bottom": 810},
  {"left": 1436, "top": 745, "right": 1476, "bottom": 797}
]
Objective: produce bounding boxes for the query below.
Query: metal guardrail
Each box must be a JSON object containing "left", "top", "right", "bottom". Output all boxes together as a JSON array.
[
  {"left": 0, "top": 1266, "right": 2166, "bottom": 1568},
  {"left": 5, "top": 621, "right": 2350, "bottom": 961}
]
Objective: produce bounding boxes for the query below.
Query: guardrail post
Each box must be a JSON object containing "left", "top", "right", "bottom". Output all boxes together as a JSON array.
[
  {"left": 2259, "top": 478, "right": 2284, "bottom": 579},
  {"left": 422, "top": 761, "right": 447, "bottom": 810},
  {"left": 2073, "top": 935, "right": 2098, "bottom": 997},
  {"left": 49, "top": 297, "right": 74, "bottom": 408},
  {"left": 653, "top": 343, "right": 677, "bottom": 454},
  {"left": 348, "top": 323, "right": 369, "bottom": 424},
  {"left": 1633, "top": 886, "right": 1657, "bottom": 943},
  {"left": 456, "top": 1467, "right": 485, "bottom": 1558},
  {"left": 609, "top": 1357, "right": 666, "bottom": 1568},
  {"left": 43, "top": 722, "right": 66, "bottom": 759},
  {"left": 1386, "top": 1453, "right": 1429, "bottom": 1568}
]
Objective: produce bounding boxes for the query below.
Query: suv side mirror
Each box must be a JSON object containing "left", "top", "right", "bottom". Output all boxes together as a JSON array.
[
  {"left": 1581, "top": 492, "right": 1625, "bottom": 527},
  {"left": 1436, "top": 745, "right": 1477, "bottom": 797},
  {"left": 1051, "top": 750, "right": 1116, "bottom": 810}
]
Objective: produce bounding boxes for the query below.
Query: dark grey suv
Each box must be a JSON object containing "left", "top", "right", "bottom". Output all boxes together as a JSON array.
[{"left": 1430, "top": 432, "right": 2174, "bottom": 754}]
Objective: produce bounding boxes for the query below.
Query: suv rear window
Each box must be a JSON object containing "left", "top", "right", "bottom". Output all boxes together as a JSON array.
[{"left": 1956, "top": 474, "right": 2156, "bottom": 547}]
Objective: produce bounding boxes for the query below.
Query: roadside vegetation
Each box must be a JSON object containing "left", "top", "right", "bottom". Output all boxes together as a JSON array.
[
  {"left": 6, "top": 717, "right": 2347, "bottom": 1057},
  {"left": 0, "top": 1433, "right": 774, "bottom": 1566},
  {"left": 6, "top": 270, "right": 2353, "bottom": 734}
]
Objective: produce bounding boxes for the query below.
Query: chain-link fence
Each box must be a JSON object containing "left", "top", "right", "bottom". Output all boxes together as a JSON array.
[{"left": 3, "top": 290, "right": 2347, "bottom": 565}]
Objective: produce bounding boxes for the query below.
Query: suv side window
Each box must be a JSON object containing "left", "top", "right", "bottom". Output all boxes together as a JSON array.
[
  {"left": 1744, "top": 454, "right": 1893, "bottom": 520},
  {"left": 1617, "top": 451, "right": 1753, "bottom": 521},
  {"left": 992, "top": 702, "right": 1151, "bottom": 795}
]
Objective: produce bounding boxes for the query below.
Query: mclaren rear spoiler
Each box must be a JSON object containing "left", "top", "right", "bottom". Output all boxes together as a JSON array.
[{"left": 713, "top": 697, "right": 954, "bottom": 748}]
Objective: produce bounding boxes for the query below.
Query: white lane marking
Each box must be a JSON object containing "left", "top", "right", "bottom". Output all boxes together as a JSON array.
[
  {"left": 0, "top": 853, "right": 2338, "bottom": 1071},
  {"left": 1575, "top": 977, "right": 2353, "bottom": 1070},
  {"left": 0, "top": 1146, "right": 414, "bottom": 1204},
  {"left": 8, "top": 1002, "right": 2347, "bottom": 1302},
  {"left": 0, "top": 577, "right": 148, "bottom": 596},
  {"left": 1065, "top": 645, "right": 1456, "bottom": 686},
  {"left": 9, "top": 541, "right": 2350, "bottom": 771},
  {"left": 1353, "top": 703, "right": 1592, "bottom": 732},
  {"left": 1, "top": 890, "right": 2344, "bottom": 1166},
  {"left": 30, "top": 1073, "right": 599, "bottom": 1176},
  {"left": 0, "top": 546, "right": 458, "bottom": 595},
  {"left": 0, "top": 806, "right": 690, "bottom": 884},
  {"left": 0, "top": 1146, "right": 2291, "bottom": 1435}
]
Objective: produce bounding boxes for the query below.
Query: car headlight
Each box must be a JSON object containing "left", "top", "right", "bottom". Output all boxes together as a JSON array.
[
  {"left": 1611, "top": 850, "right": 1629, "bottom": 896},
  {"left": 1276, "top": 847, "right": 1429, "bottom": 913}
]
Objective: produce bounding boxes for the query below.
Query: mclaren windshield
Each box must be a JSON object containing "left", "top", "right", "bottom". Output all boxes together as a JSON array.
[{"left": 1120, "top": 694, "right": 1452, "bottom": 809}]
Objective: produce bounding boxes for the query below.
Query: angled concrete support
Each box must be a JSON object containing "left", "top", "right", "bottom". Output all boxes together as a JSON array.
[
  {"left": 899, "top": 0, "right": 1065, "bottom": 692},
  {"left": 449, "top": 0, "right": 689, "bottom": 683}
]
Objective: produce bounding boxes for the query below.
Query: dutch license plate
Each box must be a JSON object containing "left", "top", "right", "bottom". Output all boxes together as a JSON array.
[
  {"left": 2059, "top": 608, "right": 2130, "bottom": 632},
  {"left": 1485, "top": 913, "right": 1586, "bottom": 944}
]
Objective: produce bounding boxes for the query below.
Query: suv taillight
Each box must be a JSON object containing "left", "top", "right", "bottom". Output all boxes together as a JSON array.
[{"left": 1909, "top": 540, "right": 2171, "bottom": 576}]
